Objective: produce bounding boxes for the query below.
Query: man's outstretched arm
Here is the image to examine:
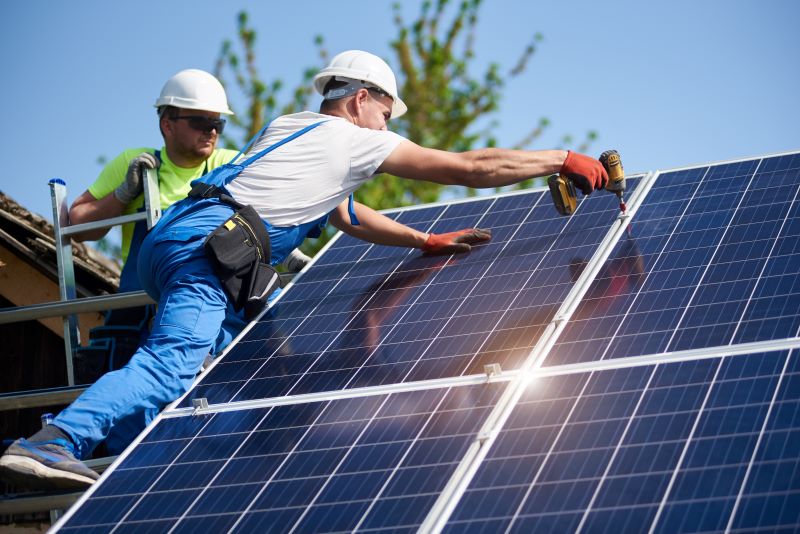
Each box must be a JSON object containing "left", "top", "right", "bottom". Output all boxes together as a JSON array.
[
  {"left": 329, "top": 200, "right": 490, "bottom": 255},
  {"left": 379, "top": 141, "right": 607, "bottom": 194}
]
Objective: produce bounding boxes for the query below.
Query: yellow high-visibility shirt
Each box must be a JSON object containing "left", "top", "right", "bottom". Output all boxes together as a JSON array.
[{"left": 88, "top": 147, "right": 239, "bottom": 263}]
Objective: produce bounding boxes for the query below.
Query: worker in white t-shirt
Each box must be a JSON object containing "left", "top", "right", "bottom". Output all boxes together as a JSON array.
[{"left": 0, "top": 50, "right": 609, "bottom": 490}]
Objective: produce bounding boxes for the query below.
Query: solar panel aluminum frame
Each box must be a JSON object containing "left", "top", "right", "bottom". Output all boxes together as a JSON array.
[
  {"left": 529, "top": 336, "right": 800, "bottom": 382},
  {"left": 166, "top": 369, "right": 518, "bottom": 419},
  {"left": 642, "top": 148, "right": 800, "bottom": 175}
]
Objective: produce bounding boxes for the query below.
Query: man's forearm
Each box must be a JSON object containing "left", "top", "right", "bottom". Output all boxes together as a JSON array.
[
  {"left": 381, "top": 141, "right": 569, "bottom": 189},
  {"left": 458, "top": 148, "right": 568, "bottom": 188},
  {"left": 330, "top": 201, "right": 428, "bottom": 249},
  {"left": 68, "top": 191, "right": 127, "bottom": 241}
]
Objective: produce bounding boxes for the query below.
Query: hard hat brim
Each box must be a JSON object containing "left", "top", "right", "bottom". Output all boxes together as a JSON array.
[
  {"left": 154, "top": 96, "right": 234, "bottom": 115},
  {"left": 391, "top": 98, "right": 407, "bottom": 120}
]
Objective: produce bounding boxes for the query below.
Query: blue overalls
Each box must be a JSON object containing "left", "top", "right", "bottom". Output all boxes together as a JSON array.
[{"left": 53, "top": 120, "right": 346, "bottom": 458}]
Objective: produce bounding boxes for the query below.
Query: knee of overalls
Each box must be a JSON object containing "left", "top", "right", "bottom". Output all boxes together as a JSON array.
[{"left": 128, "top": 266, "right": 229, "bottom": 390}]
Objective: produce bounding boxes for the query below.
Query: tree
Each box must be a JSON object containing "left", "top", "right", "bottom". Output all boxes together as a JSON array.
[
  {"left": 214, "top": 1, "right": 596, "bottom": 252},
  {"left": 214, "top": 11, "right": 324, "bottom": 143}
]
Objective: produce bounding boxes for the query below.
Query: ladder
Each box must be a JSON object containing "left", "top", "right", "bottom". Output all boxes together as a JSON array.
[{"left": 0, "top": 169, "right": 160, "bottom": 389}]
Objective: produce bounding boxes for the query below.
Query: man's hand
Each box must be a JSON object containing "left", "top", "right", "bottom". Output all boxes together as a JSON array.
[
  {"left": 421, "top": 228, "right": 491, "bottom": 255},
  {"left": 283, "top": 249, "right": 312, "bottom": 273},
  {"left": 560, "top": 151, "right": 608, "bottom": 195},
  {"left": 114, "top": 152, "right": 160, "bottom": 204}
]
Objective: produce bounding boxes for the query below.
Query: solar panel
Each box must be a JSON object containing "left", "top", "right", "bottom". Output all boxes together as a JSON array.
[
  {"left": 445, "top": 349, "right": 800, "bottom": 533},
  {"left": 52, "top": 152, "right": 800, "bottom": 533},
  {"left": 58, "top": 382, "right": 508, "bottom": 532},
  {"left": 547, "top": 153, "right": 800, "bottom": 366}
]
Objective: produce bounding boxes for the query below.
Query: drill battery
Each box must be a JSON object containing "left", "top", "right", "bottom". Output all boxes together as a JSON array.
[{"left": 548, "top": 174, "right": 578, "bottom": 216}]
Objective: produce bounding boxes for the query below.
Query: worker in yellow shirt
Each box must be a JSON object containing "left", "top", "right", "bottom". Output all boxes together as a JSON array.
[{"left": 65, "top": 69, "right": 307, "bottom": 454}]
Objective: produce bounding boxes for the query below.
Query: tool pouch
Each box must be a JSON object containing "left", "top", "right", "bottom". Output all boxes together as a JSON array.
[{"left": 204, "top": 204, "right": 281, "bottom": 320}]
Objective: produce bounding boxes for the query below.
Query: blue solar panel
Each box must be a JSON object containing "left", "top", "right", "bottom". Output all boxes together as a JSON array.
[
  {"left": 54, "top": 152, "right": 800, "bottom": 533},
  {"left": 446, "top": 349, "right": 800, "bottom": 533},
  {"left": 179, "top": 187, "right": 626, "bottom": 407},
  {"left": 547, "top": 154, "right": 800, "bottom": 366},
  {"left": 59, "top": 383, "right": 506, "bottom": 533}
]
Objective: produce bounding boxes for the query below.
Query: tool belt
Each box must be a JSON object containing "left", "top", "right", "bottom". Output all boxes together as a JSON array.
[{"left": 188, "top": 182, "right": 281, "bottom": 320}]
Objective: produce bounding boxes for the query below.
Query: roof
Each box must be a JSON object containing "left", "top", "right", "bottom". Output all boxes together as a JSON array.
[{"left": 0, "top": 191, "right": 120, "bottom": 297}]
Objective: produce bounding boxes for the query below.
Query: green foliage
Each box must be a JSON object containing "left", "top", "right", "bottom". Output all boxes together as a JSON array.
[
  {"left": 213, "top": 11, "right": 323, "bottom": 144},
  {"left": 351, "top": 0, "right": 548, "bottom": 206}
]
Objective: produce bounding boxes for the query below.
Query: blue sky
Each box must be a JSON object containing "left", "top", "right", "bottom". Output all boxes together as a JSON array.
[{"left": 1, "top": 0, "right": 798, "bottom": 227}]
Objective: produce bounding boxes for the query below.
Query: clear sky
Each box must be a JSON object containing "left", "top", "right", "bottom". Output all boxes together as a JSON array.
[{"left": 1, "top": 0, "right": 798, "bottom": 227}]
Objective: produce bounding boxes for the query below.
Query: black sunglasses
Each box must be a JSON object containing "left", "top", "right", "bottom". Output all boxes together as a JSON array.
[{"left": 170, "top": 115, "right": 226, "bottom": 134}]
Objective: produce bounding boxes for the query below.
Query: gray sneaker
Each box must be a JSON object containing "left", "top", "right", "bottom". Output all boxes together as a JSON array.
[{"left": 0, "top": 438, "right": 99, "bottom": 490}]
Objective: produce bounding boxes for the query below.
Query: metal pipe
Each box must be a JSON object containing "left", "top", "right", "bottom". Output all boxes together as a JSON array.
[
  {"left": 0, "top": 492, "right": 84, "bottom": 515},
  {"left": 50, "top": 179, "right": 78, "bottom": 385},
  {"left": 0, "top": 386, "right": 87, "bottom": 411},
  {"left": 0, "top": 291, "right": 155, "bottom": 324},
  {"left": 59, "top": 212, "right": 147, "bottom": 237}
]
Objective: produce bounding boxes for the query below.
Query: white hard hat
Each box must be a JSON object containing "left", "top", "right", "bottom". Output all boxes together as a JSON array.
[
  {"left": 313, "top": 50, "right": 407, "bottom": 119},
  {"left": 154, "top": 69, "right": 233, "bottom": 115}
]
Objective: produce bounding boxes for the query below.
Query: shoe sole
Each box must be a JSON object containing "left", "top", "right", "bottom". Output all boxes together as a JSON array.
[{"left": 0, "top": 454, "right": 96, "bottom": 490}]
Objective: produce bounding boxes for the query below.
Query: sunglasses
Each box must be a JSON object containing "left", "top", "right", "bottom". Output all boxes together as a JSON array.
[{"left": 170, "top": 115, "right": 226, "bottom": 134}]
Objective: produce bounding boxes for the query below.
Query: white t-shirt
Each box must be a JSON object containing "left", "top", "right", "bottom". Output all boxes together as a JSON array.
[{"left": 226, "top": 111, "right": 406, "bottom": 226}]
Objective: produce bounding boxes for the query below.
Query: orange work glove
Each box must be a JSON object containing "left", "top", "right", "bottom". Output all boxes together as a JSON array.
[
  {"left": 421, "top": 228, "right": 492, "bottom": 255},
  {"left": 560, "top": 151, "right": 609, "bottom": 194}
]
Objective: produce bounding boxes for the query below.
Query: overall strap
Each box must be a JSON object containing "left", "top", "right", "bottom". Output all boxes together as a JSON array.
[
  {"left": 347, "top": 193, "right": 360, "bottom": 226},
  {"left": 188, "top": 120, "right": 329, "bottom": 207},
  {"left": 226, "top": 120, "right": 329, "bottom": 185},
  {"left": 228, "top": 123, "right": 271, "bottom": 166},
  {"left": 154, "top": 149, "right": 162, "bottom": 182}
]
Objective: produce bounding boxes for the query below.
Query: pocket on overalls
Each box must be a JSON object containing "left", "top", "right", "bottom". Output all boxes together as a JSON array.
[{"left": 204, "top": 205, "right": 282, "bottom": 320}]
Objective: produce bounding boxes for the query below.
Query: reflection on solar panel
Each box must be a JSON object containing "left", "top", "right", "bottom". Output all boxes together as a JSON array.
[
  {"left": 447, "top": 350, "right": 800, "bottom": 533},
  {"left": 53, "top": 153, "right": 800, "bottom": 533},
  {"left": 179, "top": 187, "right": 625, "bottom": 406},
  {"left": 59, "top": 383, "right": 507, "bottom": 532}
]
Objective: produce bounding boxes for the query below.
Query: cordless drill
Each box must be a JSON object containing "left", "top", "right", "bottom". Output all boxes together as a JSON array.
[{"left": 548, "top": 150, "right": 626, "bottom": 216}]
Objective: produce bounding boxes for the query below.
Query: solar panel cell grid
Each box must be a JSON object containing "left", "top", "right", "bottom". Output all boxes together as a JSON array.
[
  {"left": 60, "top": 383, "right": 507, "bottom": 533},
  {"left": 180, "top": 188, "right": 625, "bottom": 407},
  {"left": 445, "top": 350, "right": 800, "bottom": 533},
  {"left": 547, "top": 154, "right": 800, "bottom": 367}
]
